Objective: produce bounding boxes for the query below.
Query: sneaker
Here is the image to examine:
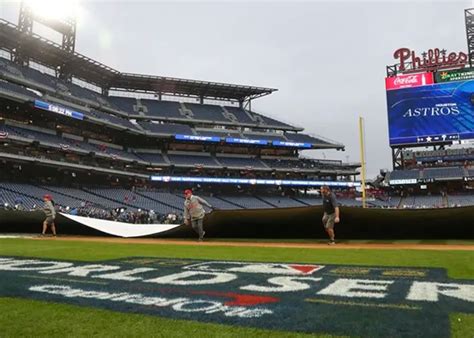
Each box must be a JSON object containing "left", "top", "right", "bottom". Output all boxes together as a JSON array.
[{"left": 328, "top": 240, "right": 336, "bottom": 245}]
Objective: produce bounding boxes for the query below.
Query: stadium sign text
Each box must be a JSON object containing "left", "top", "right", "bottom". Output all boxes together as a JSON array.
[
  {"left": 393, "top": 48, "right": 468, "bottom": 73},
  {"left": 402, "top": 103, "right": 460, "bottom": 118},
  {"left": 0, "top": 256, "right": 472, "bottom": 338}
]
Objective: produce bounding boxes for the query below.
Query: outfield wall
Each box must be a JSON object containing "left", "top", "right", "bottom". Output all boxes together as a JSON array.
[{"left": 0, "top": 206, "right": 472, "bottom": 239}]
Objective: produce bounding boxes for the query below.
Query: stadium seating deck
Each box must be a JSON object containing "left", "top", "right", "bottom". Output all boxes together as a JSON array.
[
  {"left": 185, "top": 103, "right": 229, "bottom": 122},
  {"left": 222, "top": 106, "right": 256, "bottom": 124},
  {"left": 413, "top": 195, "right": 443, "bottom": 208},
  {"left": 139, "top": 99, "right": 184, "bottom": 119},
  {"left": 285, "top": 132, "right": 330, "bottom": 145},
  {"left": 2, "top": 182, "right": 474, "bottom": 213},
  {"left": 195, "top": 128, "right": 241, "bottom": 138},
  {"left": 0, "top": 80, "right": 39, "bottom": 98},
  {"left": 216, "top": 156, "right": 268, "bottom": 169},
  {"left": 135, "top": 152, "right": 167, "bottom": 164},
  {"left": 138, "top": 121, "right": 193, "bottom": 135},
  {"left": 83, "top": 188, "right": 181, "bottom": 214},
  {"left": 423, "top": 167, "right": 465, "bottom": 180},
  {"left": 258, "top": 196, "right": 306, "bottom": 208},
  {"left": 167, "top": 153, "right": 220, "bottom": 167},
  {"left": 447, "top": 193, "right": 474, "bottom": 207},
  {"left": 389, "top": 170, "right": 421, "bottom": 180},
  {"left": 242, "top": 132, "right": 286, "bottom": 142},
  {"left": 88, "top": 109, "right": 138, "bottom": 130},
  {"left": 217, "top": 195, "right": 274, "bottom": 209}
]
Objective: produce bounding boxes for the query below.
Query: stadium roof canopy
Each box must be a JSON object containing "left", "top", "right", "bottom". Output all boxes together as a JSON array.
[{"left": 0, "top": 19, "right": 276, "bottom": 101}]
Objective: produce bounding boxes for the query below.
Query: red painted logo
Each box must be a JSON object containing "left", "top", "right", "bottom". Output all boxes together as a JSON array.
[{"left": 393, "top": 48, "right": 468, "bottom": 73}]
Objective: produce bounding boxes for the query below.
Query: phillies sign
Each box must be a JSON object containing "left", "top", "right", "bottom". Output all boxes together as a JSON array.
[
  {"left": 393, "top": 48, "right": 468, "bottom": 73},
  {"left": 385, "top": 72, "right": 434, "bottom": 90},
  {"left": 1, "top": 256, "right": 473, "bottom": 338}
]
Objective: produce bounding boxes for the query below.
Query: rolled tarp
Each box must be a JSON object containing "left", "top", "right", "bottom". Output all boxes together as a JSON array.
[{"left": 60, "top": 213, "right": 182, "bottom": 238}]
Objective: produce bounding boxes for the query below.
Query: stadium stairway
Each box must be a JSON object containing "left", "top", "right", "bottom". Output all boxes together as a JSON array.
[
  {"left": 208, "top": 195, "right": 246, "bottom": 209},
  {"left": 0, "top": 186, "right": 42, "bottom": 209},
  {"left": 254, "top": 195, "right": 278, "bottom": 208},
  {"left": 171, "top": 193, "right": 243, "bottom": 210},
  {"left": 161, "top": 153, "right": 172, "bottom": 165},
  {"left": 213, "top": 157, "right": 224, "bottom": 167},
  {"left": 80, "top": 188, "right": 155, "bottom": 212},
  {"left": 38, "top": 185, "right": 113, "bottom": 209},
  {"left": 290, "top": 197, "right": 312, "bottom": 206},
  {"left": 442, "top": 194, "right": 449, "bottom": 208}
]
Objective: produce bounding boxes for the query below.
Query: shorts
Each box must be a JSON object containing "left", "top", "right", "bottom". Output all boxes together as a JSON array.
[
  {"left": 322, "top": 213, "right": 336, "bottom": 229},
  {"left": 44, "top": 217, "right": 54, "bottom": 226}
]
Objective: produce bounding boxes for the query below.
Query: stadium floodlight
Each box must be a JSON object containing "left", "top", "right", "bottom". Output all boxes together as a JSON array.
[{"left": 23, "top": 0, "right": 81, "bottom": 21}]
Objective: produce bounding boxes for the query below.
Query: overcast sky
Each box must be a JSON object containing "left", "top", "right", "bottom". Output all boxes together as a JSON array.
[{"left": 0, "top": 0, "right": 471, "bottom": 177}]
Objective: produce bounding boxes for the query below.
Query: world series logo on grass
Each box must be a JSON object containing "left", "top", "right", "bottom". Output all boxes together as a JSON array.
[{"left": 0, "top": 256, "right": 472, "bottom": 337}]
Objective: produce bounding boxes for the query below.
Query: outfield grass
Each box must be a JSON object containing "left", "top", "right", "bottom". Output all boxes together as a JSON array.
[
  {"left": 1, "top": 238, "right": 473, "bottom": 279},
  {"left": 0, "top": 238, "right": 472, "bottom": 337},
  {"left": 0, "top": 297, "right": 343, "bottom": 338}
]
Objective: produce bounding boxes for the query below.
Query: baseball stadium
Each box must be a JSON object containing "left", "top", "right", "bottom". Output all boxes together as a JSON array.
[{"left": 0, "top": 2, "right": 473, "bottom": 337}]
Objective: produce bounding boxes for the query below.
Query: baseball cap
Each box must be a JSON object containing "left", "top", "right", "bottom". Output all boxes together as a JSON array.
[
  {"left": 184, "top": 189, "right": 192, "bottom": 195},
  {"left": 43, "top": 194, "right": 52, "bottom": 200}
]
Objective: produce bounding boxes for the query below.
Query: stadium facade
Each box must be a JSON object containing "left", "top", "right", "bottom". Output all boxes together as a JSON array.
[{"left": 0, "top": 5, "right": 359, "bottom": 216}]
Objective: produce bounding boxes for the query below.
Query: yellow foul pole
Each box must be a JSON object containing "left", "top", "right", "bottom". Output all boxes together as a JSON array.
[{"left": 359, "top": 116, "right": 367, "bottom": 208}]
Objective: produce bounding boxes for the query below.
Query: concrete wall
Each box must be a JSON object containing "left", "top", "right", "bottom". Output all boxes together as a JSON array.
[{"left": 1, "top": 206, "right": 473, "bottom": 239}]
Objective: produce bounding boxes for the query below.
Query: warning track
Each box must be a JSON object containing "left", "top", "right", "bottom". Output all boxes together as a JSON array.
[{"left": 33, "top": 235, "right": 474, "bottom": 251}]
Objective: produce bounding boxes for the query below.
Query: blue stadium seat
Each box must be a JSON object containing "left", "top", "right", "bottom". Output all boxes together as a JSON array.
[
  {"left": 217, "top": 156, "right": 268, "bottom": 169},
  {"left": 185, "top": 103, "right": 229, "bottom": 122},
  {"left": 140, "top": 99, "right": 183, "bottom": 118},
  {"left": 168, "top": 153, "right": 219, "bottom": 167},
  {"left": 139, "top": 121, "right": 193, "bottom": 135}
]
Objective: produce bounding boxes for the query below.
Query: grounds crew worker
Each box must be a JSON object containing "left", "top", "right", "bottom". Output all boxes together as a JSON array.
[
  {"left": 320, "top": 185, "right": 340, "bottom": 245},
  {"left": 183, "top": 189, "right": 213, "bottom": 241},
  {"left": 42, "top": 194, "right": 57, "bottom": 237}
]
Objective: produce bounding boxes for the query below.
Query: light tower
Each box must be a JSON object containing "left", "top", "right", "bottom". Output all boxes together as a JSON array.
[{"left": 14, "top": 0, "right": 77, "bottom": 80}]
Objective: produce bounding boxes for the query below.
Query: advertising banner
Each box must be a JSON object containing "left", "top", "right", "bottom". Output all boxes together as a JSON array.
[
  {"left": 174, "top": 134, "right": 220, "bottom": 142},
  {"left": 272, "top": 141, "right": 312, "bottom": 148},
  {"left": 435, "top": 68, "right": 474, "bottom": 83},
  {"left": 150, "top": 175, "right": 360, "bottom": 187},
  {"left": 225, "top": 138, "right": 268, "bottom": 145},
  {"left": 385, "top": 72, "right": 434, "bottom": 90}
]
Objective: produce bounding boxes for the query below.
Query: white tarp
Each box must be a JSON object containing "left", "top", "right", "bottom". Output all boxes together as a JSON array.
[{"left": 61, "top": 213, "right": 181, "bottom": 238}]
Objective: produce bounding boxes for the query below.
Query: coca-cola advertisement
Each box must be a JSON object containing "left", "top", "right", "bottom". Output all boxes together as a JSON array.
[{"left": 385, "top": 72, "right": 434, "bottom": 90}]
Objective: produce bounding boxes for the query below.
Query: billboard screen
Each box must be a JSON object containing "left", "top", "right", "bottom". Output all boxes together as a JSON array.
[{"left": 386, "top": 79, "right": 474, "bottom": 146}]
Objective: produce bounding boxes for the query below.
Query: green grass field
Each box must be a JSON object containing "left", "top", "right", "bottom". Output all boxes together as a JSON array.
[{"left": 0, "top": 238, "right": 473, "bottom": 337}]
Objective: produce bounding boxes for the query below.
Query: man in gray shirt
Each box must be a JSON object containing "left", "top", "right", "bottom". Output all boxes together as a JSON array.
[
  {"left": 42, "top": 194, "right": 57, "bottom": 237},
  {"left": 321, "top": 185, "right": 340, "bottom": 245},
  {"left": 183, "top": 189, "right": 213, "bottom": 241}
]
